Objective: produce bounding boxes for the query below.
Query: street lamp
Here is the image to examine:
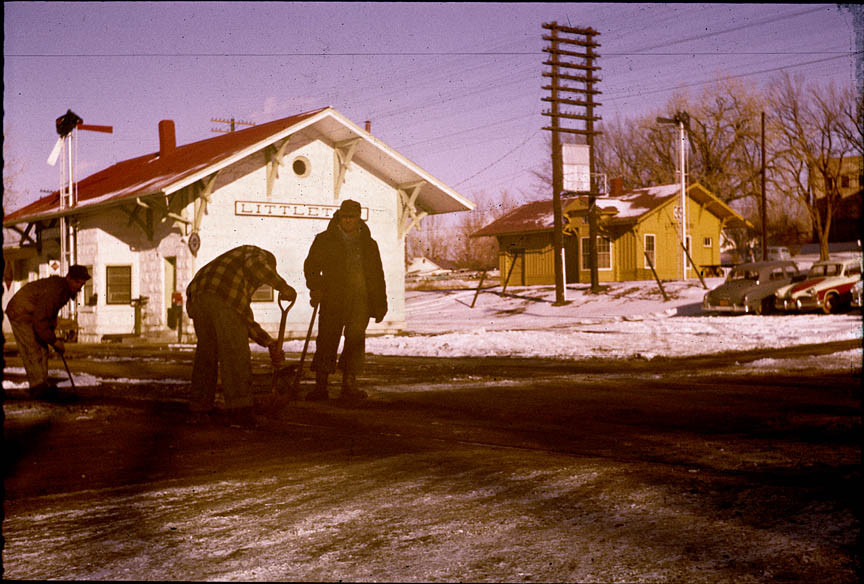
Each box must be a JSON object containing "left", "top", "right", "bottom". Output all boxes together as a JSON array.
[{"left": 657, "top": 111, "right": 690, "bottom": 279}]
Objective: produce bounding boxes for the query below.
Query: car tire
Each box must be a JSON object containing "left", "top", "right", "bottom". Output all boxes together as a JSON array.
[
  {"left": 754, "top": 298, "right": 772, "bottom": 316},
  {"left": 823, "top": 293, "right": 838, "bottom": 314}
]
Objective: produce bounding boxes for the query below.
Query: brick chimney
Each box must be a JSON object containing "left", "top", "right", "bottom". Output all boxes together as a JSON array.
[
  {"left": 609, "top": 177, "right": 624, "bottom": 197},
  {"left": 365, "top": 120, "right": 372, "bottom": 133},
  {"left": 158, "top": 120, "right": 176, "bottom": 156}
]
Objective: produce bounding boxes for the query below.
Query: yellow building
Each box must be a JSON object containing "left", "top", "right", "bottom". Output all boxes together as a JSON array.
[{"left": 472, "top": 183, "right": 750, "bottom": 285}]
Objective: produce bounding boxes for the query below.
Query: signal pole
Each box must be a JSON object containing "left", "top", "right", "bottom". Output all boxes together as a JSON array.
[{"left": 542, "top": 22, "right": 602, "bottom": 297}]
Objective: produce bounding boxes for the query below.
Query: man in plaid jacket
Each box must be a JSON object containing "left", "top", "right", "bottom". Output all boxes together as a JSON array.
[{"left": 186, "top": 245, "right": 296, "bottom": 426}]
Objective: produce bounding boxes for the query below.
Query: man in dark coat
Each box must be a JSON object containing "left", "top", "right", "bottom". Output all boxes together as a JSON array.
[
  {"left": 6, "top": 264, "right": 91, "bottom": 399},
  {"left": 304, "top": 199, "right": 387, "bottom": 401}
]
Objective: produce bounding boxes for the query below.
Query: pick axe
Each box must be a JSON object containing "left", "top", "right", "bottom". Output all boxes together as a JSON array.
[
  {"left": 57, "top": 348, "right": 76, "bottom": 392},
  {"left": 291, "top": 302, "right": 319, "bottom": 397}
]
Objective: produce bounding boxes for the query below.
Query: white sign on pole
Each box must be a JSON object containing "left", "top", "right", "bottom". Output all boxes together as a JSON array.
[{"left": 563, "top": 144, "right": 591, "bottom": 192}]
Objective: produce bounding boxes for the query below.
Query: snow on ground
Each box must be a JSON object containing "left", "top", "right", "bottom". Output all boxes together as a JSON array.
[
  {"left": 355, "top": 277, "right": 862, "bottom": 361},
  {"left": 2, "top": 368, "right": 188, "bottom": 390}
]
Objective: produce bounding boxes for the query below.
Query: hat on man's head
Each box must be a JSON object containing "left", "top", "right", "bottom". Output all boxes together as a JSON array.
[
  {"left": 67, "top": 265, "right": 91, "bottom": 281},
  {"left": 339, "top": 199, "right": 362, "bottom": 218}
]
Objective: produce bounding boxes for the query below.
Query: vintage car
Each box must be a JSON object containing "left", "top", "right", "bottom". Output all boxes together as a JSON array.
[
  {"left": 702, "top": 260, "right": 802, "bottom": 315},
  {"left": 773, "top": 256, "right": 863, "bottom": 314},
  {"left": 851, "top": 277, "right": 863, "bottom": 309}
]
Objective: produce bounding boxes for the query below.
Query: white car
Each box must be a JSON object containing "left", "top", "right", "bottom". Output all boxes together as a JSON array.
[
  {"left": 774, "top": 257, "right": 863, "bottom": 314},
  {"left": 851, "top": 277, "right": 863, "bottom": 309}
]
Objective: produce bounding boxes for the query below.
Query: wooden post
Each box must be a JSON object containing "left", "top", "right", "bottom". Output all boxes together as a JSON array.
[
  {"left": 470, "top": 271, "right": 487, "bottom": 308},
  {"left": 644, "top": 250, "right": 669, "bottom": 302},
  {"left": 501, "top": 250, "right": 520, "bottom": 294},
  {"left": 681, "top": 241, "right": 708, "bottom": 290}
]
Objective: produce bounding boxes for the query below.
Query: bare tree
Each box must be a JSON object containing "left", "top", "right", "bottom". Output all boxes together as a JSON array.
[
  {"left": 597, "top": 80, "right": 770, "bottom": 207},
  {"left": 451, "top": 189, "right": 519, "bottom": 270},
  {"left": 406, "top": 213, "right": 448, "bottom": 264},
  {"left": 769, "top": 74, "right": 862, "bottom": 259},
  {"left": 3, "top": 127, "right": 29, "bottom": 213},
  {"left": 407, "top": 189, "right": 521, "bottom": 271}
]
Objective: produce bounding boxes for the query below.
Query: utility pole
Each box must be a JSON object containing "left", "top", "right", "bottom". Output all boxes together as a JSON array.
[
  {"left": 211, "top": 117, "right": 255, "bottom": 133},
  {"left": 542, "top": 22, "right": 602, "bottom": 298},
  {"left": 760, "top": 111, "right": 767, "bottom": 260}
]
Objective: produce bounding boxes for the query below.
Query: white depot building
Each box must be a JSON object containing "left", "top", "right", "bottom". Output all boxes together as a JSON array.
[{"left": 3, "top": 106, "right": 473, "bottom": 343}]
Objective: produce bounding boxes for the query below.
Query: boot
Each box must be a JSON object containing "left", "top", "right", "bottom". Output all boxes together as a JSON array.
[
  {"left": 306, "top": 371, "right": 330, "bottom": 401},
  {"left": 339, "top": 373, "right": 367, "bottom": 401},
  {"left": 219, "top": 406, "right": 257, "bottom": 428},
  {"left": 29, "top": 382, "right": 60, "bottom": 401}
]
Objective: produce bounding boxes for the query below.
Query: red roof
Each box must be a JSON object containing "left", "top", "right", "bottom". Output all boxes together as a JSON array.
[
  {"left": 4, "top": 107, "right": 329, "bottom": 225},
  {"left": 471, "top": 200, "right": 557, "bottom": 237},
  {"left": 473, "top": 183, "right": 750, "bottom": 236}
]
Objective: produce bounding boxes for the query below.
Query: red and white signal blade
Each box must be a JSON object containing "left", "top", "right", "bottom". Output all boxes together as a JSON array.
[{"left": 77, "top": 123, "right": 113, "bottom": 133}]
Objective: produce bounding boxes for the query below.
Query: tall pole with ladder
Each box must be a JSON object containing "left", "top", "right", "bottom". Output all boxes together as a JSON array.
[{"left": 541, "top": 22, "right": 602, "bottom": 299}]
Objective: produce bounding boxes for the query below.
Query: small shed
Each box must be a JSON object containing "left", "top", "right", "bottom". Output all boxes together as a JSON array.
[
  {"left": 472, "top": 183, "right": 750, "bottom": 285},
  {"left": 406, "top": 256, "right": 447, "bottom": 276}
]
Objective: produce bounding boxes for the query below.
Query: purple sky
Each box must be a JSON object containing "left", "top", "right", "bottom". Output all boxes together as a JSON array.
[{"left": 3, "top": 2, "right": 859, "bottom": 215}]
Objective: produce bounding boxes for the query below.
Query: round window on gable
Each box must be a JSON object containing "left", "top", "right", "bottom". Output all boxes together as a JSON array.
[{"left": 292, "top": 156, "right": 310, "bottom": 177}]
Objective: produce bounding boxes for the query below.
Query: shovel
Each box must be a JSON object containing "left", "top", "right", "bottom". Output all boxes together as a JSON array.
[
  {"left": 56, "top": 347, "right": 76, "bottom": 392},
  {"left": 270, "top": 293, "right": 296, "bottom": 396},
  {"left": 290, "top": 302, "right": 319, "bottom": 397}
]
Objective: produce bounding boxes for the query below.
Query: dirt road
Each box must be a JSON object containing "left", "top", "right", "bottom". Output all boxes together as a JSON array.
[{"left": 2, "top": 342, "right": 861, "bottom": 581}]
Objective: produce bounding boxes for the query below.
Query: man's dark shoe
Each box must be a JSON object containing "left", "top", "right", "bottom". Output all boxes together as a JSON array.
[
  {"left": 307, "top": 371, "right": 330, "bottom": 401},
  {"left": 338, "top": 387, "right": 368, "bottom": 401},
  {"left": 220, "top": 407, "right": 257, "bottom": 428},
  {"left": 29, "top": 382, "right": 60, "bottom": 400},
  {"left": 339, "top": 373, "right": 366, "bottom": 401},
  {"left": 305, "top": 387, "right": 329, "bottom": 401},
  {"left": 186, "top": 408, "right": 216, "bottom": 425}
]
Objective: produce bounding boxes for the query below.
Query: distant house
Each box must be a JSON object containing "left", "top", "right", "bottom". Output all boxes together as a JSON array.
[
  {"left": 472, "top": 183, "right": 750, "bottom": 285},
  {"left": 3, "top": 106, "right": 473, "bottom": 342},
  {"left": 406, "top": 256, "right": 447, "bottom": 276},
  {"left": 809, "top": 155, "right": 862, "bottom": 243}
]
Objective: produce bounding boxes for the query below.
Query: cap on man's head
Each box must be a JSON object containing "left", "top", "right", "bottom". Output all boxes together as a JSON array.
[
  {"left": 67, "top": 265, "right": 91, "bottom": 281},
  {"left": 339, "top": 199, "right": 362, "bottom": 218}
]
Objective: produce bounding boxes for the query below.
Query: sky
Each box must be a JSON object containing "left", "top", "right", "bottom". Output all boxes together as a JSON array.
[{"left": 3, "top": 2, "right": 860, "bottom": 219}]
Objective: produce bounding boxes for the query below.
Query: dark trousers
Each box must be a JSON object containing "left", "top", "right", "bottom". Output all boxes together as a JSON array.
[
  {"left": 187, "top": 293, "right": 253, "bottom": 410},
  {"left": 9, "top": 319, "right": 50, "bottom": 388},
  {"left": 312, "top": 293, "right": 369, "bottom": 375}
]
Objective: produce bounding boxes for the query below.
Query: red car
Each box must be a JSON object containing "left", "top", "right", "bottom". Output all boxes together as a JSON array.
[{"left": 773, "top": 257, "right": 863, "bottom": 314}]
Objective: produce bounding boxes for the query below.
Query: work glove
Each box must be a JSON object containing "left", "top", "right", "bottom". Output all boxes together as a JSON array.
[
  {"left": 53, "top": 340, "right": 66, "bottom": 354},
  {"left": 309, "top": 289, "right": 322, "bottom": 307},
  {"left": 268, "top": 340, "right": 284, "bottom": 367},
  {"left": 279, "top": 286, "right": 297, "bottom": 303}
]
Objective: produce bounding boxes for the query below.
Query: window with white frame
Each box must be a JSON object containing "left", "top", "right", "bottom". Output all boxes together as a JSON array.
[
  {"left": 644, "top": 234, "right": 656, "bottom": 268},
  {"left": 106, "top": 265, "right": 132, "bottom": 305},
  {"left": 82, "top": 265, "right": 96, "bottom": 306},
  {"left": 581, "top": 236, "right": 612, "bottom": 270},
  {"left": 703, "top": 236, "right": 712, "bottom": 248}
]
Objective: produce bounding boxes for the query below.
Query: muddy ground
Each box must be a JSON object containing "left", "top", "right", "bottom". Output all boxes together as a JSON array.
[{"left": 2, "top": 341, "right": 861, "bottom": 582}]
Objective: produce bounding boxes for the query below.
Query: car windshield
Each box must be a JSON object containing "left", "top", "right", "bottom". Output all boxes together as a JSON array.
[
  {"left": 729, "top": 269, "right": 759, "bottom": 281},
  {"left": 807, "top": 264, "right": 841, "bottom": 277}
]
